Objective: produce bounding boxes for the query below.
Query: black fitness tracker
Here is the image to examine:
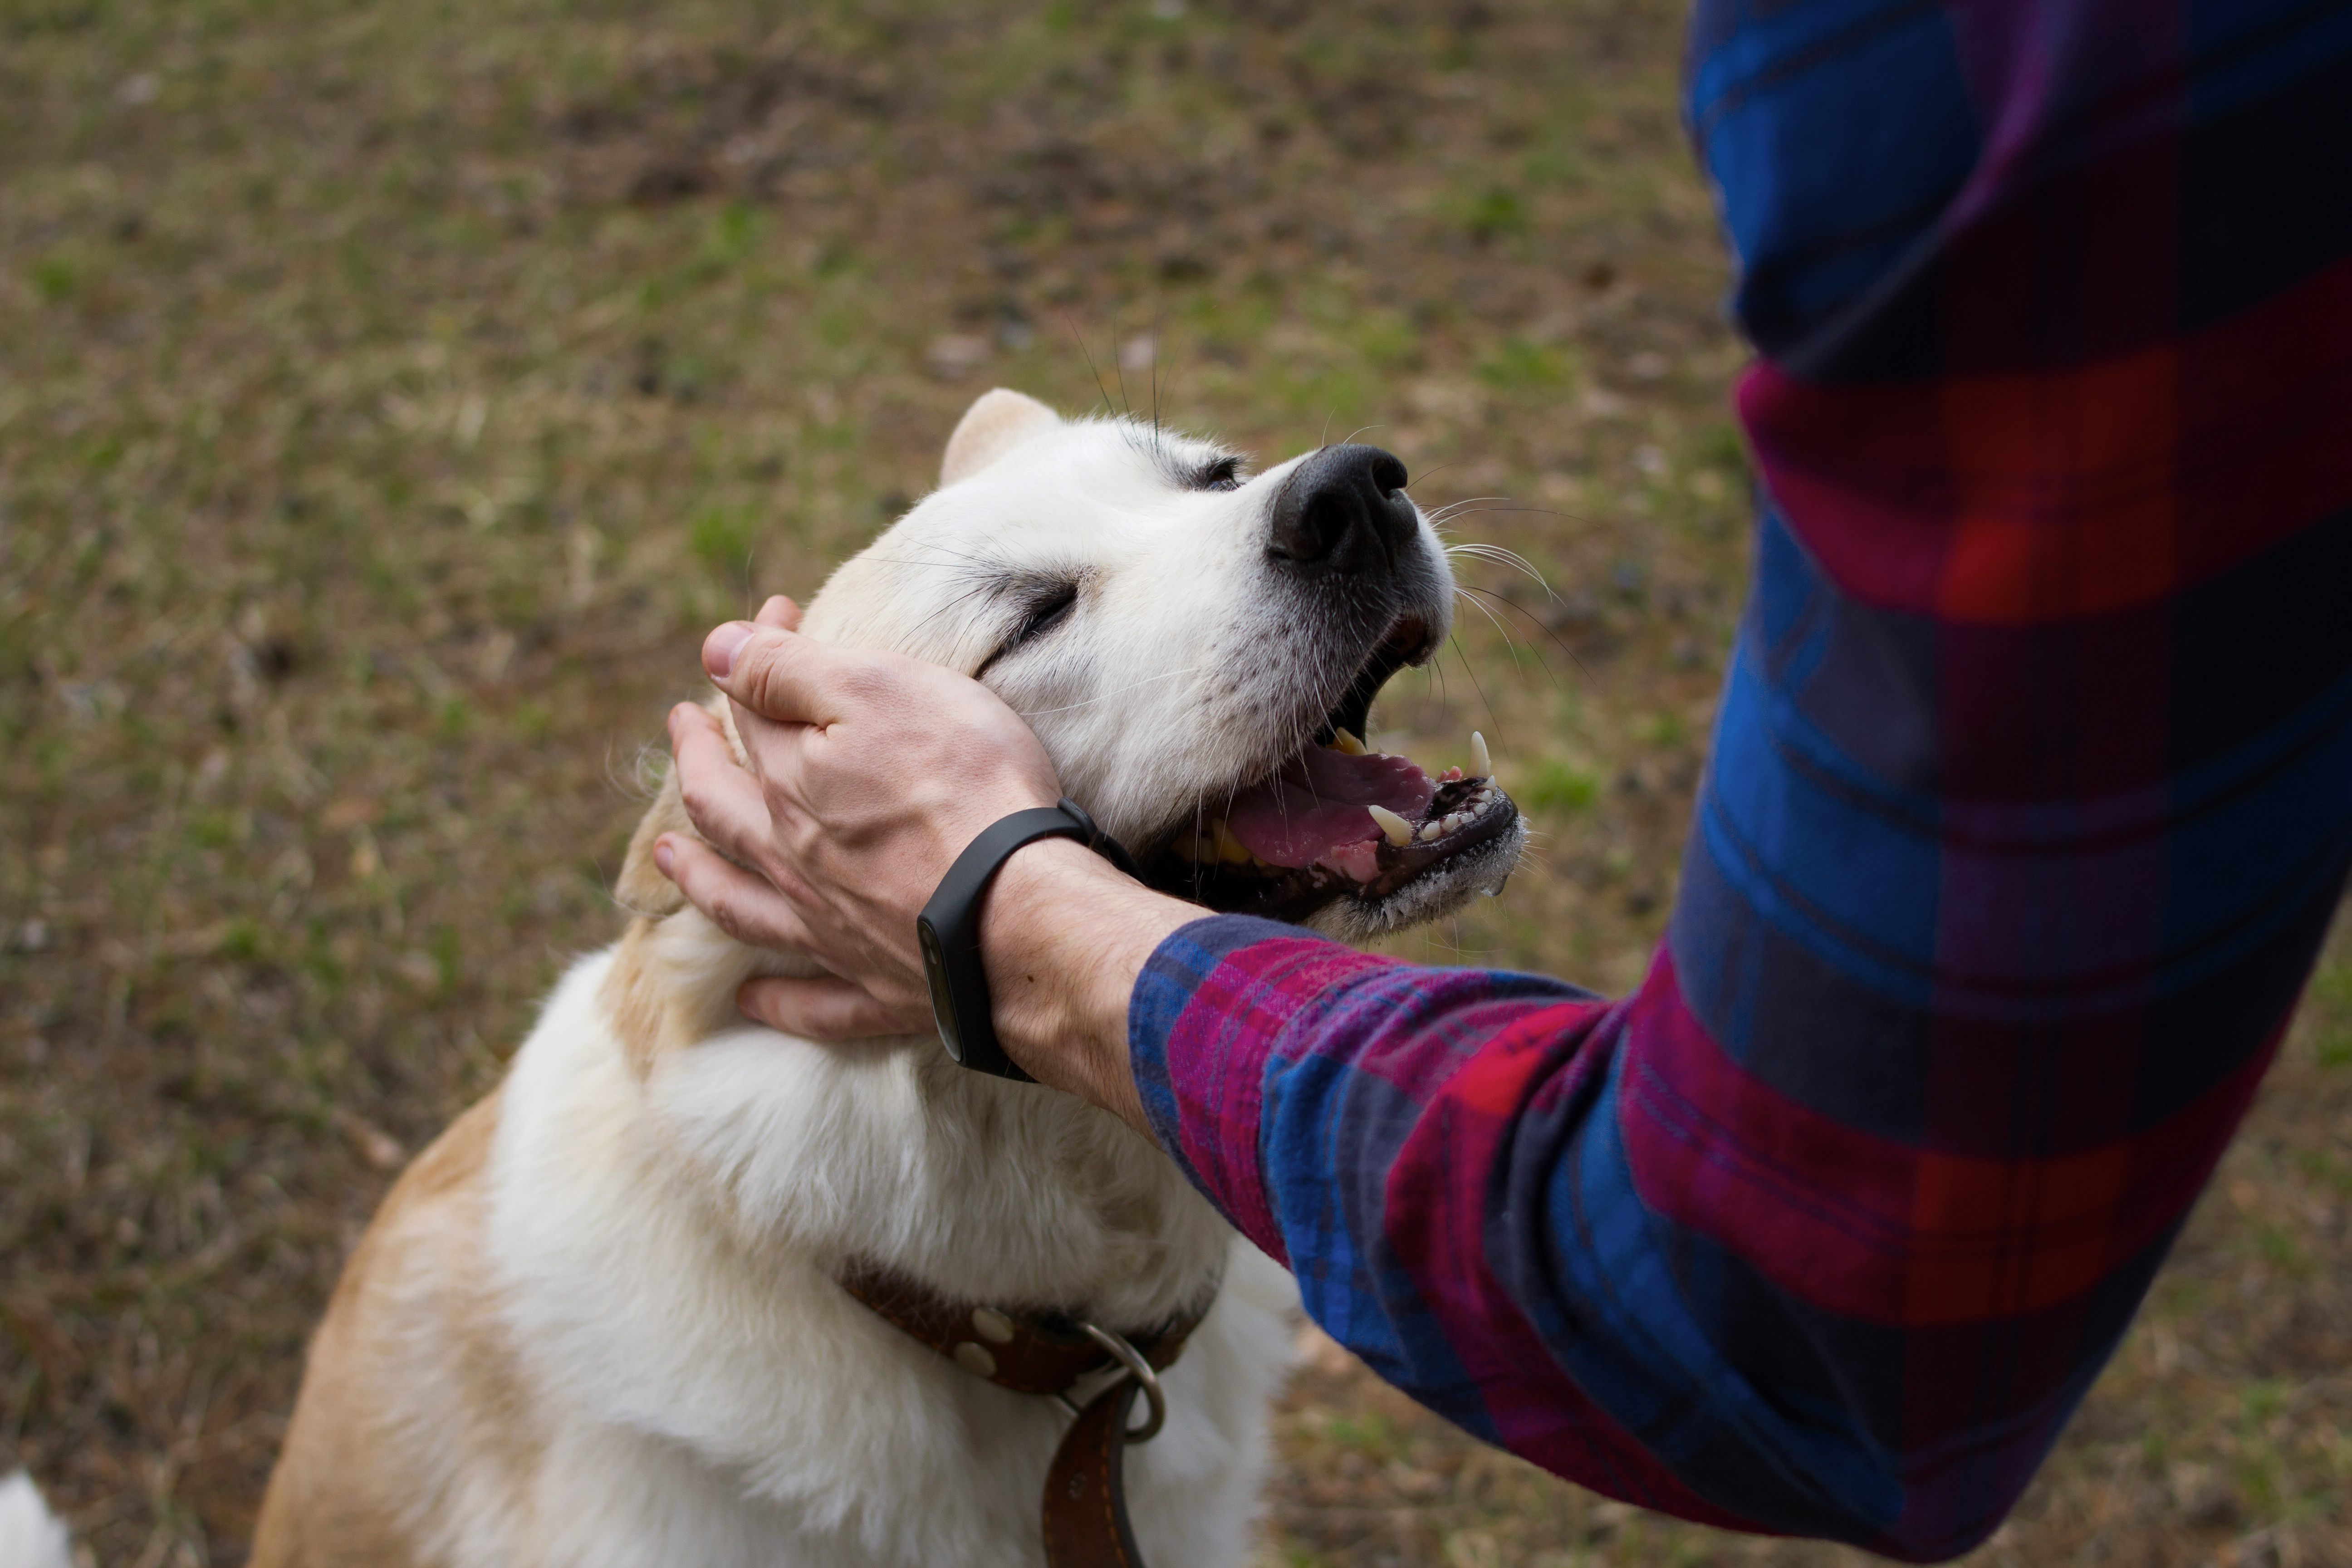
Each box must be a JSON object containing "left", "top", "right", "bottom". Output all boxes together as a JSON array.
[{"left": 916, "top": 798, "right": 1140, "bottom": 1079}]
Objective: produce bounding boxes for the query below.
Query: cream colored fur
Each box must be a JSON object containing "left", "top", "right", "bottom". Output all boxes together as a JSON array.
[
  {"left": 249, "top": 390, "right": 1485, "bottom": 1568},
  {"left": 0, "top": 1472, "right": 74, "bottom": 1568}
]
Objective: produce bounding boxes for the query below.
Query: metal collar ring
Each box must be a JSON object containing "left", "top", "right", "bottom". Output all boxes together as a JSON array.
[{"left": 1078, "top": 1321, "right": 1167, "bottom": 1443}]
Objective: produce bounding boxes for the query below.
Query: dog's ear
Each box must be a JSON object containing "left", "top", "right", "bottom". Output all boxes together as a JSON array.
[
  {"left": 613, "top": 770, "right": 692, "bottom": 921},
  {"left": 941, "top": 388, "right": 1058, "bottom": 485}
]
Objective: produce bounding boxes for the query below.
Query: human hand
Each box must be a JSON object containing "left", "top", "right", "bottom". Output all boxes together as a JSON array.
[{"left": 654, "top": 595, "right": 1063, "bottom": 1040}]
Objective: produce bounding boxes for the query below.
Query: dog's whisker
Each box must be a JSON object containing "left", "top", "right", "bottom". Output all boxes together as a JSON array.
[
  {"left": 1457, "top": 584, "right": 1588, "bottom": 683},
  {"left": 1506, "top": 842, "right": 1558, "bottom": 881},
  {"left": 1111, "top": 316, "right": 1134, "bottom": 419},
  {"left": 853, "top": 553, "right": 997, "bottom": 570},
  {"left": 1149, "top": 301, "right": 1167, "bottom": 448},
  {"left": 1065, "top": 312, "right": 1122, "bottom": 421},
  {"left": 1431, "top": 505, "right": 1568, "bottom": 526},
  {"left": 1453, "top": 584, "right": 1543, "bottom": 664},
  {"left": 1398, "top": 459, "right": 1462, "bottom": 494},
  {"left": 1455, "top": 587, "right": 1526, "bottom": 659},
  {"left": 905, "top": 580, "right": 1010, "bottom": 637},
  {"left": 1457, "top": 590, "right": 1565, "bottom": 693},
  {"left": 1446, "top": 633, "right": 1508, "bottom": 759},
  {"left": 1442, "top": 542, "right": 1554, "bottom": 595},
  {"left": 1426, "top": 496, "right": 1512, "bottom": 524},
  {"left": 1426, "top": 494, "right": 1511, "bottom": 519}
]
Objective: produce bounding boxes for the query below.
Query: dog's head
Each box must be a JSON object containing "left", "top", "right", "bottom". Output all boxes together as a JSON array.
[
  {"left": 601, "top": 390, "right": 1529, "bottom": 1310},
  {"left": 800, "top": 388, "right": 1524, "bottom": 939}
]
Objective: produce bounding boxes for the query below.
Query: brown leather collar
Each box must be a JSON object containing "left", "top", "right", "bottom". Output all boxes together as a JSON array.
[{"left": 839, "top": 1263, "right": 1218, "bottom": 1568}]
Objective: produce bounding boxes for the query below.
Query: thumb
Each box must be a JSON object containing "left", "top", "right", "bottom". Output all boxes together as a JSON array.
[{"left": 702, "top": 621, "right": 860, "bottom": 728}]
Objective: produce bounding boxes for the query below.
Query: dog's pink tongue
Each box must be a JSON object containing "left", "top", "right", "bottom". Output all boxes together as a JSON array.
[{"left": 1224, "top": 746, "right": 1435, "bottom": 869}]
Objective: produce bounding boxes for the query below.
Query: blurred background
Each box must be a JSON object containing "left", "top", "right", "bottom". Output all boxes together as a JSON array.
[{"left": 3, "top": 0, "right": 2347, "bottom": 1563}]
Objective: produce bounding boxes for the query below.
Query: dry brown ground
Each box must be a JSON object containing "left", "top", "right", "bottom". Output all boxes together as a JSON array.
[{"left": 2, "top": 0, "right": 2346, "bottom": 1564}]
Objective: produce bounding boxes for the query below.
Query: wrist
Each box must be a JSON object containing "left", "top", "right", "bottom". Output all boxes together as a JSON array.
[{"left": 979, "top": 837, "right": 1193, "bottom": 1131}]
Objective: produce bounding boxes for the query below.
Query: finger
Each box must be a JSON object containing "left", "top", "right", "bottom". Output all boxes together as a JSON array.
[
  {"left": 653, "top": 833, "right": 820, "bottom": 955},
  {"left": 738, "top": 976, "right": 933, "bottom": 1042},
  {"left": 667, "top": 703, "right": 787, "bottom": 867},
  {"left": 754, "top": 595, "right": 802, "bottom": 630},
  {"left": 706, "top": 622, "right": 873, "bottom": 728}
]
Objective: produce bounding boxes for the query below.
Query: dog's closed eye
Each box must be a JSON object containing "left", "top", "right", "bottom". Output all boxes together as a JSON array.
[
  {"left": 1013, "top": 579, "right": 1080, "bottom": 642},
  {"left": 1188, "top": 456, "right": 1244, "bottom": 493},
  {"left": 978, "top": 578, "right": 1082, "bottom": 677}
]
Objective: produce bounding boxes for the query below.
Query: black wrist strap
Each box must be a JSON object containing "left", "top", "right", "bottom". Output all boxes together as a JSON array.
[{"left": 916, "top": 799, "right": 1138, "bottom": 1080}]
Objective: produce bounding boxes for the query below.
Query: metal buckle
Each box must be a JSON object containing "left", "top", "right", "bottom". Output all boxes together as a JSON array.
[{"left": 1075, "top": 1321, "right": 1167, "bottom": 1444}]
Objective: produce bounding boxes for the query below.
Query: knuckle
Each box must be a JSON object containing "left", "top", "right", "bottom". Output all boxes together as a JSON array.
[
  {"left": 739, "top": 982, "right": 786, "bottom": 1030},
  {"left": 731, "top": 632, "right": 789, "bottom": 700},
  {"left": 676, "top": 777, "right": 725, "bottom": 826},
  {"left": 754, "top": 984, "right": 811, "bottom": 1034},
  {"left": 726, "top": 631, "right": 771, "bottom": 681},
  {"left": 705, "top": 884, "right": 753, "bottom": 941}
]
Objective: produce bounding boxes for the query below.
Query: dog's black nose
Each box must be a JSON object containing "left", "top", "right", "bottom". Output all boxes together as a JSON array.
[{"left": 1267, "top": 444, "right": 1416, "bottom": 577}]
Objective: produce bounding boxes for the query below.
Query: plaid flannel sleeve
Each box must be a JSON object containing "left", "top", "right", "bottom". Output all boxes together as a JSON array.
[{"left": 1127, "top": 1, "right": 2352, "bottom": 1558}]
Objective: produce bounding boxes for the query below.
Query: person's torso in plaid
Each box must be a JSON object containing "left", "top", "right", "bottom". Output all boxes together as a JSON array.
[{"left": 1127, "top": 1, "right": 2352, "bottom": 1555}]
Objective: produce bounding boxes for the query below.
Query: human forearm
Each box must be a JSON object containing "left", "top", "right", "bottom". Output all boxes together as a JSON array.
[{"left": 979, "top": 838, "right": 1196, "bottom": 1132}]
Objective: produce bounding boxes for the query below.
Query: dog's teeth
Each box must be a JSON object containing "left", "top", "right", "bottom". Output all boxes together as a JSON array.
[
  {"left": 1470, "top": 730, "right": 1490, "bottom": 780},
  {"left": 1331, "top": 727, "right": 1365, "bottom": 756},
  {"left": 1367, "top": 804, "right": 1414, "bottom": 848},
  {"left": 1210, "top": 818, "right": 1253, "bottom": 865},
  {"left": 1417, "top": 820, "right": 1444, "bottom": 843},
  {"left": 1442, "top": 813, "right": 1465, "bottom": 833}
]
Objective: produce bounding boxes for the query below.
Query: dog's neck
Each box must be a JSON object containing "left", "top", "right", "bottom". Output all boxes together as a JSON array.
[{"left": 594, "top": 893, "right": 1231, "bottom": 1330}]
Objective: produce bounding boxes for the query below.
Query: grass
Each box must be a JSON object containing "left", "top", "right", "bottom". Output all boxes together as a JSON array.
[{"left": 2, "top": 0, "right": 2347, "bottom": 1564}]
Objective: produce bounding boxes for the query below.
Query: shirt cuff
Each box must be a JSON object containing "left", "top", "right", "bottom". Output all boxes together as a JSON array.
[{"left": 1127, "top": 914, "right": 1392, "bottom": 1264}]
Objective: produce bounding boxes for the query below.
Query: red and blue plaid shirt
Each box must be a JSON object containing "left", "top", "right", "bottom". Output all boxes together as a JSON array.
[{"left": 1127, "top": 2, "right": 2352, "bottom": 1558}]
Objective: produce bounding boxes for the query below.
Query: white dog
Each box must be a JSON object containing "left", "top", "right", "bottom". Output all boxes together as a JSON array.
[{"left": 8, "top": 390, "right": 1524, "bottom": 1568}]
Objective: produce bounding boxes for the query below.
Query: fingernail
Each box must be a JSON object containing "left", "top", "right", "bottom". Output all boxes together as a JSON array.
[
  {"left": 652, "top": 838, "right": 676, "bottom": 878},
  {"left": 704, "top": 622, "right": 755, "bottom": 679}
]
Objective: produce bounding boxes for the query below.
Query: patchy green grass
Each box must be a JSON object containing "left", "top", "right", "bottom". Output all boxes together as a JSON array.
[{"left": 2, "top": 0, "right": 2347, "bottom": 1564}]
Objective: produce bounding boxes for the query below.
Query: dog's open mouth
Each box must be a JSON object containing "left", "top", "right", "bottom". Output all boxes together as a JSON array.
[{"left": 1141, "top": 621, "right": 1522, "bottom": 927}]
